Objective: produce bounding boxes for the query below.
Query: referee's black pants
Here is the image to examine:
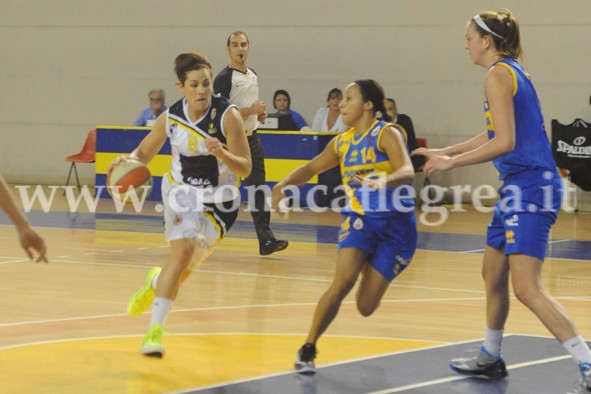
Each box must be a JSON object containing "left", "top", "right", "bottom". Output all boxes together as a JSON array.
[{"left": 245, "top": 132, "right": 275, "bottom": 245}]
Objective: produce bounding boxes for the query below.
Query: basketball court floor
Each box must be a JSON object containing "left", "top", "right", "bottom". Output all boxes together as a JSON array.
[{"left": 1, "top": 189, "right": 590, "bottom": 394}]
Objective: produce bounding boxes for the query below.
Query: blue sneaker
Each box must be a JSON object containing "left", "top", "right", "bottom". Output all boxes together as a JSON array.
[{"left": 580, "top": 362, "right": 591, "bottom": 391}]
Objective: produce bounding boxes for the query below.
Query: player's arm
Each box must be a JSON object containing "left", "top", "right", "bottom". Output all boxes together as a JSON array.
[
  {"left": 428, "top": 65, "right": 515, "bottom": 174},
  {"left": 272, "top": 137, "right": 340, "bottom": 214},
  {"left": 0, "top": 175, "right": 47, "bottom": 262},
  {"left": 129, "top": 113, "right": 168, "bottom": 165},
  {"left": 206, "top": 107, "right": 252, "bottom": 178},
  {"left": 353, "top": 127, "right": 415, "bottom": 188}
]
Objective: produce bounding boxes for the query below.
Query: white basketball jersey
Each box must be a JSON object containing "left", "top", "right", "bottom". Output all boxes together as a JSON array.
[{"left": 165, "top": 95, "right": 240, "bottom": 203}]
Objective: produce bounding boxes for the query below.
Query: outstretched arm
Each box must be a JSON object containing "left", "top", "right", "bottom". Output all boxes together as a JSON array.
[
  {"left": 0, "top": 176, "right": 47, "bottom": 262},
  {"left": 272, "top": 137, "right": 340, "bottom": 215},
  {"left": 352, "top": 126, "right": 415, "bottom": 188},
  {"left": 414, "top": 64, "right": 516, "bottom": 176}
]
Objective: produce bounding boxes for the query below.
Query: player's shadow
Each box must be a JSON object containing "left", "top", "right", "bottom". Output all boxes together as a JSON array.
[
  {"left": 450, "top": 377, "right": 509, "bottom": 394},
  {"left": 293, "top": 374, "right": 317, "bottom": 394}
]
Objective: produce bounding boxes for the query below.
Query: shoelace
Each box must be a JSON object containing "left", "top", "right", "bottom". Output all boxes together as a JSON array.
[{"left": 144, "top": 325, "right": 166, "bottom": 343}]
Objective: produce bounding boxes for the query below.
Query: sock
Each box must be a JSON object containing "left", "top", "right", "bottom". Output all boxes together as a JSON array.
[
  {"left": 563, "top": 335, "right": 591, "bottom": 364},
  {"left": 149, "top": 297, "right": 173, "bottom": 327},
  {"left": 151, "top": 274, "right": 159, "bottom": 290},
  {"left": 483, "top": 327, "right": 504, "bottom": 357}
]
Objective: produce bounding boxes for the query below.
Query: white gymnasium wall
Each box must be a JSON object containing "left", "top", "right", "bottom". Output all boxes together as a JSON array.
[{"left": 1, "top": 0, "right": 590, "bottom": 204}]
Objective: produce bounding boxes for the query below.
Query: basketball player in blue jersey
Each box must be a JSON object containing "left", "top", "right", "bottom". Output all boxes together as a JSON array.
[
  {"left": 413, "top": 9, "right": 591, "bottom": 390},
  {"left": 120, "top": 52, "right": 251, "bottom": 358},
  {"left": 272, "top": 79, "right": 417, "bottom": 374}
]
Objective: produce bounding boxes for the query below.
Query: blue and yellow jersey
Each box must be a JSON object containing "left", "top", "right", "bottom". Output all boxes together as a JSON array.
[
  {"left": 334, "top": 120, "right": 413, "bottom": 216},
  {"left": 484, "top": 58, "right": 559, "bottom": 181}
]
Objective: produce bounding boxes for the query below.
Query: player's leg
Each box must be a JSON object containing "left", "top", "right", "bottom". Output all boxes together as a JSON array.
[
  {"left": 355, "top": 213, "right": 417, "bottom": 317},
  {"left": 355, "top": 265, "right": 390, "bottom": 317},
  {"left": 482, "top": 245, "right": 510, "bottom": 350},
  {"left": 450, "top": 206, "right": 509, "bottom": 378},
  {"left": 294, "top": 247, "right": 366, "bottom": 374},
  {"left": 510, "top": 254, "right": 591, "bottom": 390}
]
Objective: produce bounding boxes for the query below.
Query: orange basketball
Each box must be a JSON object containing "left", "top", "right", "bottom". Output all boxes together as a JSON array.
[{"left": 106, "top": 158, "right": 152, "bottom": 203}]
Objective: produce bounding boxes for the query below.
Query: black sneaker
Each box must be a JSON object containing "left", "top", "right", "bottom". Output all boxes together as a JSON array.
[
  {"left": 450, "top": 346, "right": 508, "bottom": 379},
  {"left": 259, "top": 239, "right": 289, "bottom": 256},
  {"left": 295, "top": 343, "right": 317, "bottom": 374}
]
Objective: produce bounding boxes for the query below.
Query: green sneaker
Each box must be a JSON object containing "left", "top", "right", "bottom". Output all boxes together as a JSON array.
[
  {"left": 140, "top": 323, "right": 165, "bottom": 358},
  {"left": 127, "top": 267, "right": 161, "bottom": 316}
]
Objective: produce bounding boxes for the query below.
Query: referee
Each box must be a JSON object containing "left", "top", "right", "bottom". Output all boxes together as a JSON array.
[{"left": 214, "top": 31, "right": 288, "bottom": 256}]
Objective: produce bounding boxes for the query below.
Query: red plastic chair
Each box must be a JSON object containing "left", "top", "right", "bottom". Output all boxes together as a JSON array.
[{"left": 65, "top": 130, "right": 96, "bottom": 191}]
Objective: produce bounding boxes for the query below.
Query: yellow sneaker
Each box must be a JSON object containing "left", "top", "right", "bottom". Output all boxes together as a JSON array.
[
  {"left": 127, "top": 267, "right": 161, "bottom": 316},
  {"left": 140, "top": 323, "right": 165, "bottom": 358}
]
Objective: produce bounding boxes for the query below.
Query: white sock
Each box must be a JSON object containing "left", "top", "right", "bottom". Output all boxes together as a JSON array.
[
  {"left": 151, "top": 274, "right": 159, "bottom": 290},
  {"left": 149, "top": 297, "right": 172, "bottom": 327},
  {"left": 483, "top": 327, "right": 504, "bottom": 357},
  {"left": 563, "top": 335, "right": 591, "bottom": 364}
]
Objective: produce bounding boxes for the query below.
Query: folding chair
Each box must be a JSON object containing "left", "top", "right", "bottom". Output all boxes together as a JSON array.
[{"left": 65, "top": 130, "right": 96, "bottom": 192}]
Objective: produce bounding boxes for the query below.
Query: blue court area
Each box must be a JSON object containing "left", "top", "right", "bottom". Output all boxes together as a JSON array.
[
  {"left": 2, "top": 210, "right": 590, "bottom": 261},
  {"left": 177, "top": 336, "right": 587, "bottom": 394}
]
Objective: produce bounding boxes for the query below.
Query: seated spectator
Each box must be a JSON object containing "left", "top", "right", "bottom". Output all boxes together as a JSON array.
[
  {"left": 384, "top": 98, "right": 425, "bottom": 172},
  {"left": 133, "top": 89, "right": 167, "bottom": 127},
  {"left": 312, "top": 88, "right": 348, "bottom": 132},
  {"left": 272, "top": 89, "right": 308, "bottom": 130}
]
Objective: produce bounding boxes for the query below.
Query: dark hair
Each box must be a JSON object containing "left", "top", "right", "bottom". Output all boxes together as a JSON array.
[
  {"left": 174, "top": 52, "right": 212, "bottom": 85},
  {"left": 273, "top": 89, "right": 291, "bottom": 109},
  {"left": 227, "top": 31, "right": 249, "bottom": 47},
  {"left": 384, "top": 97, "right": 396, "bottom": 107},
  {"left": 326, "top": 88, "right": 342, "bottom": 102},
  {"left": 354, "top": 79, "right": 392, "bottom": 122},
  {"left": 472, "top": 8, "right": 522, "bottom": 59}
]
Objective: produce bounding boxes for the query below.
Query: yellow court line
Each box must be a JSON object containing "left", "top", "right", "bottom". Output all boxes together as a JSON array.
[{"left": 0, "top": 334, "right": 441, "bottom": 394}]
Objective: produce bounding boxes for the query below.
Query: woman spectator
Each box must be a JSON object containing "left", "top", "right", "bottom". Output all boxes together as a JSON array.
[{"left": 312, "top": 88, "right": 348, "bottom": 132}]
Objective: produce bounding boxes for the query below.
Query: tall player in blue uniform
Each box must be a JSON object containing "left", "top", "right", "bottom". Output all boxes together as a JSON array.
[
  {"left": 413, "top": 9, "right": 591, "bottom": 390},
  {"left": 272, "top": 79, "right": 417, "bottom": 374}
]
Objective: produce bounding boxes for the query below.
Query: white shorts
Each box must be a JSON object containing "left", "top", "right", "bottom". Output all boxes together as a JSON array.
[{"left": 162, "top": 176, "right": 239, "bottom": 244}]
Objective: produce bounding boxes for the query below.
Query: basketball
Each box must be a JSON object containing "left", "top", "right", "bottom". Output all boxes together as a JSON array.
[{"left": 106, "top": 158, "right": 152, "bottom": 203}]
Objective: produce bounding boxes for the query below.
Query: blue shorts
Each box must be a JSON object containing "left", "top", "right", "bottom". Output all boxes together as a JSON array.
[
  {"left": 486, "top": 203, "right": 556, "bottom": 261},
  {"left": 338, "top": 212, "right": 417, "bottom": 282}
]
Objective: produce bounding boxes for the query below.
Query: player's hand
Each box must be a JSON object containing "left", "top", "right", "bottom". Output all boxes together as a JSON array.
[
  {"left": 17, "top": 225, "right": 48, "bottom": 263},
  {"left": 410, "top": 147, "right": 444, "bottom": 159},
  {"left": 257, "top": 112, "right": 267, "bottom": 123},
  {"left": 351, "top": 171, "right": 386, "bottom": 189},
  {"left": 108, "top": 155, "right": 133, "bottom": 173},
  {"left": 205, "top": 137, "right": 226, "bottom": 159},
  {"left": 271, "top": 184, "right": 288, "bottom": 217},
  {"left": 423, "top": 155, "right": 454, "bottom": 177},
  {"left": 251, "top": 100, "right": 266, "bottom": 115}
]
